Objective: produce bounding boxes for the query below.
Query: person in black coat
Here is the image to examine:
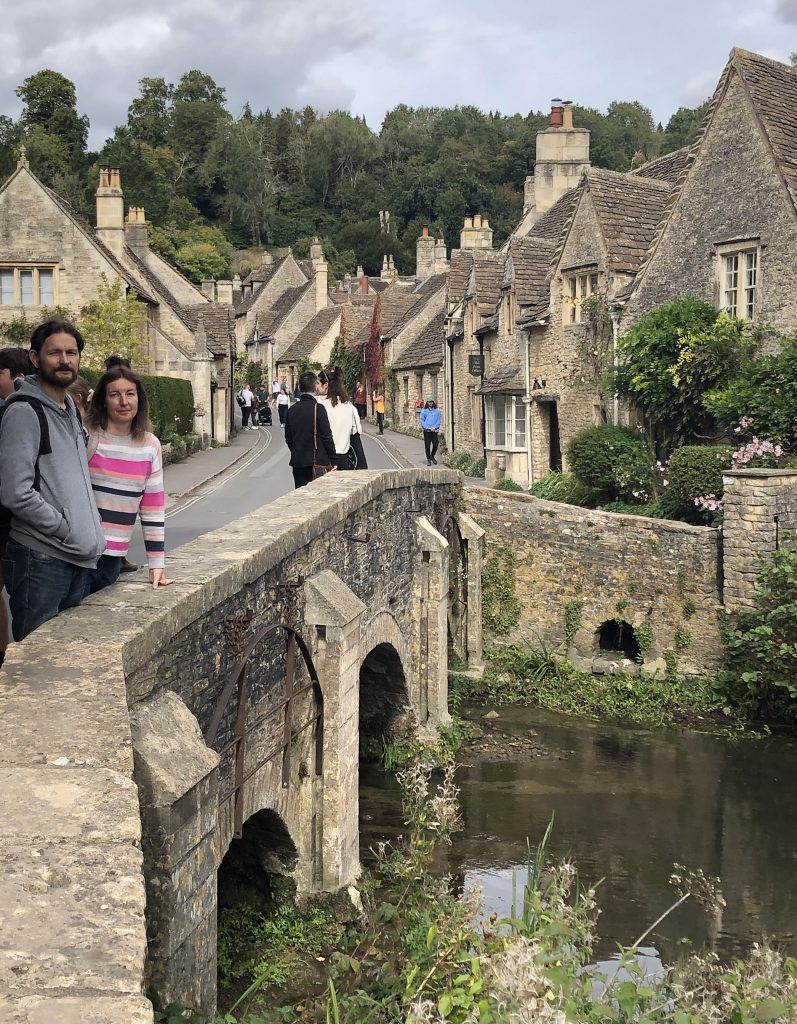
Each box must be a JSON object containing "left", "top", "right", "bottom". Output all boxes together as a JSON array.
[{"left": 284, "top": 370, "right": 337, "bottom": 488}]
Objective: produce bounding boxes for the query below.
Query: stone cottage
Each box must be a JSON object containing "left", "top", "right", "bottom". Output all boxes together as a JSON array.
[{"left": 0, "top": 157, "right": 234, "bottom": 441}]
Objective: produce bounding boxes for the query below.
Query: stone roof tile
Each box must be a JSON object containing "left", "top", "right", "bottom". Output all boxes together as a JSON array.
[
  {"left": 252, "top": 282, "right": 312, "bottom": 338},
  {"left": 392, "top": 311, "right": 446, "bottom": 370},
  {"left": 631, "top": 146, "right": 691, "bottom": 186},
  {"left": 181, "top": 305, "right": 234, "bottom": 357},
  {"left": 585, "top": 168, "right": 672, "bottom": 273},
  {"left": 470, "top": 252, "right": 505, "bottom": 307},
  {"left": 447, "top": 251, "right": 473, "bottom": 307},
  {"left": 477, "top": 364, "right": 524, "bottom": 394},
  {"left": 278, "top": 306, "right": 340, "bottom": 363}
]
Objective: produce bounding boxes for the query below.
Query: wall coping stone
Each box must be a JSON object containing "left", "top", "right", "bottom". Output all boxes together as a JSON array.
[
  {"left": 724, "top": 469, "right": 797, "bottom": 479},
  {"left": 467, "top": 486, "right": 717, "bottom": 538}
]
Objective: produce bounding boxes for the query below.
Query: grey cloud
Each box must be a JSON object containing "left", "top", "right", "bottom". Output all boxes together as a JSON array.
[{"left": 775, "top": 0, "right": 797, "bottom": 23}]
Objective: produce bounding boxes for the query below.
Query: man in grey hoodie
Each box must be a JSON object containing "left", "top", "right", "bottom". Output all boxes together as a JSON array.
[{"left": 0, "top": 320, "right": 105, "bottom": 641}]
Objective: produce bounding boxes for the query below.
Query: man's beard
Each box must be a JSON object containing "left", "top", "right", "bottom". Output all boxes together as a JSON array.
[{"left": 38, "top": 363, "right": 77, "bottom": 388}]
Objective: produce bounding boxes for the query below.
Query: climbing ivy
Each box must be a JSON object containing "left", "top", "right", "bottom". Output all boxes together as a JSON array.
[
  {"left": 564, "top": 600, "right": 583, "bottom": 644},
  {"left": 482, "top": 546, "right": 521, "bottom": 635},
  {"left": 633, "top": 622, "right": 655, "bottom": 660}
]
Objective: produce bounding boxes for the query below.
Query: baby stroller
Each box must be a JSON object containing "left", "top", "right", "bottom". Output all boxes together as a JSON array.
[{"left": 256, "top": 401, "right": 272, "bottom": 426}]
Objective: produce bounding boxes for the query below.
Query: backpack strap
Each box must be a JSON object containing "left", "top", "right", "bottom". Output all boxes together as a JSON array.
[{"left": 6, "top": 395, "right": 52, "bottom": 492}]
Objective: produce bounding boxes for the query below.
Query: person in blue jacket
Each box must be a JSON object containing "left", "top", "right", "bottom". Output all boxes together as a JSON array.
[{"left": 419, "top": 397, "right": 441, "bottom": 465}]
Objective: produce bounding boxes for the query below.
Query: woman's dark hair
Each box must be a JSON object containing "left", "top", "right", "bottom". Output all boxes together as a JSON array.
[
  {"left": 324, "top": 366, "right": 348, "bottom": 407},
  {"left": 86, "top": 367, "right": 152, "bottom": 441},
  {"left": 0, "top": 346, "right": 31, "bottom": 377},
  {"left": 105, "top": 353, "right": 131, "bottom": 370},
  {"left": 30, "top": 319, "right": 85, "bottom": 354}
]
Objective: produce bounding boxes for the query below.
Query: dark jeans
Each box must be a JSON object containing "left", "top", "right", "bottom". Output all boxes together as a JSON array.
[
  {"left": 278, "top": 403, "right": 288, "bottom": 426},
  {"left": 376, "top": 411, "right": 384, "bottom": 434},
  {"left": 84, "top": 553, "right": 122, "bottom": 597},
  {"left": 241, "top": 405, "right": 252, "bottom": 428},
  {"left": 2, "top": 538, "right": 87, "bottom": 642},
  {"left": 355, "top": 403, "right": 367, "bottom": 420},
  {"left": 292, "top": 466, "right": 314, "bottom": 488},
  {"left": 423, "top": 430, "right": 439, "bottom": 462}
]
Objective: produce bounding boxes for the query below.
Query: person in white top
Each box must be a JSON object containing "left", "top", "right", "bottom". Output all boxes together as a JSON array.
[
  {"left": 239, "top": 385, "right": 255, "bottom": 429},
  {"left": 316, "top": 368, "right": 368, "bottom": 470},
  {"left": 276, "top": 384, "right": 290, "bottom": 427}
]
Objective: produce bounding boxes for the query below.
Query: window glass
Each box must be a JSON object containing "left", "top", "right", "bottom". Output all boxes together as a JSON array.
[
  {"left": 724, "top": 254, "right": 739, "bottom": 316},
  {"left": 744, "top": 251, "right": 757, "bottom": 319},
  {"left": 514, "top": 398, "right": 526, "bottom": 448},
  {"left": 38, "top": 269, "right": 53, "bottom": 305},
  {"left": 19, "top": 270, "right": 33, "bottom": 305},
  {"left": 493, "top": 397, "right": 506, "bottom": 448},
  {"left": 0, "top": 269, "right": 13, "bottom": 304},
  {"left": 590, "top": 273, "right": 599, "bottom": 294}
]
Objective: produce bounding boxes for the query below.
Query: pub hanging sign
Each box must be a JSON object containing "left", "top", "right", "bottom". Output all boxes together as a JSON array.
[{"left": 468, "top": 354, "right": 485, "bottom": 377}]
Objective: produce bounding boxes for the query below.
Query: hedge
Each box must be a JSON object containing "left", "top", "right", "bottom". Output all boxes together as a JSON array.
[
  {"left": 660, "top": 445, "right": 733, "bottom": 523},
  {"left": 566, "top": 424, "right": 652, "bottom": 501},
  {"left": 80, "top": 369, "right": 195, "bottom": 439}
]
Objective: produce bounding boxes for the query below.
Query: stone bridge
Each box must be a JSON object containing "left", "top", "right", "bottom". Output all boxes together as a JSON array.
[{"left": 0, "top": 468, "right": 484, "bottom": 1022}]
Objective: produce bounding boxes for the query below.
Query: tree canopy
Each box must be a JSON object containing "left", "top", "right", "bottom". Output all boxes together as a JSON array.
[{"left": 0, "top": 69, "right": 710, "bottom": 281}]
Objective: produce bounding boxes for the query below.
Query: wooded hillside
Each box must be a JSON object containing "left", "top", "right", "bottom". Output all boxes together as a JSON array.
[{"left": 0, "top": 69, "right": 709, "bottom": 281}]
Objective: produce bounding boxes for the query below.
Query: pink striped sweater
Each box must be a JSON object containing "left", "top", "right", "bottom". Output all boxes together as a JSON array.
[{"left": 87, "top": 429, "right": 165, "bottom": 568}]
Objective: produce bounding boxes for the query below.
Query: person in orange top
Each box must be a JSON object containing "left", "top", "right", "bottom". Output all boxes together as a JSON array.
[{"left": 372, "top": 386, "right": 385, "bottom": 435}]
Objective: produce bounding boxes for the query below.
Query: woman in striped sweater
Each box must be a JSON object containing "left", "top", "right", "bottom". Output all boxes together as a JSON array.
[{"left": 83, "top": 367, "right": 173, "bottom": 595}]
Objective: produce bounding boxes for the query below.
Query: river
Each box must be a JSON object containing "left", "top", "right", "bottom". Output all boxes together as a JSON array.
[{"left": 360, "top": 707, "right": 797, "bottom": 964}]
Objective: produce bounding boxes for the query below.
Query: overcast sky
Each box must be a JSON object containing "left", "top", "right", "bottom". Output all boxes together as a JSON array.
[{"left": 2, "top": 0, "right": 796, "bottom": 148}]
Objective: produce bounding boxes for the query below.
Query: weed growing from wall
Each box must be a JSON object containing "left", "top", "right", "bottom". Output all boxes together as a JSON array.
[
  {"left": 564, "top": 600, "right": 583, "bottom": 644},
  {"left": 482, "top": 547, "right": 521, "bottom": 635}
]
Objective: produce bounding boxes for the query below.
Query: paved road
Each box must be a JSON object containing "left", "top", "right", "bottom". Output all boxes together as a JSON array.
[{"left": 128, "top": 425, "right": 402, "bottom": 563}]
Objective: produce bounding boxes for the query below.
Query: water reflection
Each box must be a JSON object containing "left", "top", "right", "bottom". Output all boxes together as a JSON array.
[{"left": 359, "top": 707, "right": 797, "bottom": 963}]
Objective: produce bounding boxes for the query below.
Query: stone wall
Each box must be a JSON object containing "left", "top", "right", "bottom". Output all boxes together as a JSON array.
[
  {"left": 465, "top": 488, "right": 724, "bottom": 674},
  {"left": 722, "top": 469, "right": 797, "bottom": 610},
  {"left": 623, "top": 71, "right": 797, "bottom": 338}
]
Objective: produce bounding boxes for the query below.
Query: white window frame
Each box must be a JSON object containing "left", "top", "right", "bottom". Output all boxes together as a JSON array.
[
  {"left": 716, "top": 241, "right": 759, "bottom": 320},
  {"left": 563, "top": 268, "right": 599, "bottom": 324},
  {"left": 485, "top": 395, "right": 526, "bottom": 451},
  {"left": 0, "top": 265, "right": 57, "bottom": 306}
]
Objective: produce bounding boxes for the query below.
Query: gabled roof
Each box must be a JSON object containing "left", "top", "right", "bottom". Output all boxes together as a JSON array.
[
  {"left": 252, "top": 282, "right": 312, "bottom": 338},
  {"left": 181, "top": 305, "right": 233, "bottom": 356},
  {"left": 631, "top": 146, "right": 690, "bottom": 186},
  {"left": 730, "top": 48, "right": 797, "bottom": 215},
  {"left": 379, "top": 288, "right": 423, "bottom": 339},
  {"left": 584, "top": 168, "right": 672, "bottom": 273},
  {"left": 278, "top": 306, "right": 340, "bottom": 363},
  {"left": 447, "top": 251, "right": 474, "bottom": 307},
  {"left": 504, "top": 236, "right": 558, "bottom": 307},
  {"left": 415, "top": 272, "right": 448, "bottom": 297},
  {"left": 392, "top": 311, "right": 445, "bottom": 370},
  {"left": 243, "top": 257, "right": 286, "bottom": 286},
  {"left": 469, "top": 252, "right": 505, "bottom": 307},
  {"left": 341, "top": 304, "right": 374, "bottom": 348},
  {"left": 526, "top": 188, "right": 581, "bottom": 243}
]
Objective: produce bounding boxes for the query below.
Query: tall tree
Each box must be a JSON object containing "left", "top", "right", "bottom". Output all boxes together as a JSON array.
[
  {"left": 127, "top": 77, "right": 173, "bottom": 147},
  {"left": 16, "top": 70, "right": 88, "bottom": 167}
]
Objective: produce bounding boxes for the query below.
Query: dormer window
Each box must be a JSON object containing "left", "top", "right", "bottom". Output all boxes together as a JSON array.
[{"left": 564, "top": 269, "right": 598, "bottom": 324}]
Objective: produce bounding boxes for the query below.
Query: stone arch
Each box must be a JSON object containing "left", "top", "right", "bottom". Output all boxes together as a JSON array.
[
  {"left": 596, "top": 619, "right": 640, "bottom": 662},
  {"left": 359, "top": 641, "right": 412, "bottom": 762},
  {"left": 361, "top": 608, "right": 414, "bottom": 724},
  {"left": 218, "top": 807, "right": 299, "bottom": 904}
]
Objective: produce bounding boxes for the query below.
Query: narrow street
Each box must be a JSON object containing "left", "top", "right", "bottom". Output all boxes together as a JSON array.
[{"left": 127, "top": 425, "right": 405, "bottom": 564}]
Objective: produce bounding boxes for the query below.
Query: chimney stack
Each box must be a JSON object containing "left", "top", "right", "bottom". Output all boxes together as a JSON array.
[
  {"left": 310, "top": 237, "right": 328, "bottom": 311},
  {"left": 124, "top": 206, "right": 148, "bottom": 251},
  {"left": 433, "top": 237, "right": 448, "bottom": 274},
  {"left": 416, "top": 226, "right": 435, "bottom": 279},
  {"left": 460, "top": 214, "right": 493, "bottom": 250},
  {"left": 201, "top": 280, "right": 216, "bottom": 301},
  {"left": 359, "top": 275, "right": 369, "bottom": 294},
  {"left": 261, "top": 251, "right": 274, "bottom": 266},
  {"left": 216, "top": 279, "right": 233, "bottom": 304},
  {"left": 95, "top": 166, "right": 125, "bottom": 255},
  {"left": 550, "top": 98, "right": 564, "bottom": 127},
  {"left": 524, "top": 96, "right": 590, "bottom": 222}
]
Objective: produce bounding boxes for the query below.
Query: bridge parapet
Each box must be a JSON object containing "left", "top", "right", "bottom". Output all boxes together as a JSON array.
[{"left": 0, "top": 468, "right": 474, "bottom": 1021}]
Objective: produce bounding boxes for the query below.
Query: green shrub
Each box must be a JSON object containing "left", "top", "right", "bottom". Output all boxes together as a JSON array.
[
  {"left": 80, "top": 370, "right": 194, "bottom": 440},
  {"left": 718, "top": 546, "right": 797, "bottom": 723},
  {"left": 445, "top": 451, "right": 486, "bottom": 477},
  {"left": 662, "top": 444, "right": 733, "bottom": 523},
  {"left": 566, "top": 424, "right": 652, "bottom": 501},
  {"left": 494, "top": 477, "right": 523, "bottom": 492},
  {"left": 529, "top": 471, "right": 599, "bottom": 506},
  {"left": 601, "top": 498, "right": 668, "bottom": 518}
]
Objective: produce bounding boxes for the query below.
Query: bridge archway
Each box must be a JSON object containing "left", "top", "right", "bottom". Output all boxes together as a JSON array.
[{"left": 359, "top": 642, "right": 411, "bottom": 762}]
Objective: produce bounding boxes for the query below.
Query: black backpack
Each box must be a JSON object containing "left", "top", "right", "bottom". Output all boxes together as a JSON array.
[{"left": 0, "top": 395, "right": 52, "bottom": 538}]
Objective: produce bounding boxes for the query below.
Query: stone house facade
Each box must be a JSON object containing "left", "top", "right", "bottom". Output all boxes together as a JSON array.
[
  {"left": 622, "top": 48, "right": 797, "bottom": 340},
  {"left": 0, "top": 156, "right": 234, "bottom": 442}
]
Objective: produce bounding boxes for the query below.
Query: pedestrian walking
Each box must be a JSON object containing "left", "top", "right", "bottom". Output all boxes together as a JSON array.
[
  {"left": 276, "top": 385, "right": 290, "bottom": 426},
  {"left": 420, "top": 397, "right": 441, "bottom": 465},
  {"left": 284, "top": 371, "right": 337, "bottom": 488},
  {"left": 0, "top": 320, "right": 105, "bottom": 642},
  {"left": 238, "top": 384, "right": 255, "bottom": 429},
  {"left": 317, "top": 368, "right": 368, "bottom": 470},
  {"left": 83, "top": 367, "right": 173, "bottom": 596},
  {"left": 373, "top": 386, "right": 385, "bottom": 435}
]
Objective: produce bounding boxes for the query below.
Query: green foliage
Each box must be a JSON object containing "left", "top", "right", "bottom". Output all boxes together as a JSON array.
[
  {"left": 493, "top": 477, "right": 522, "bottom": 492},
  {"left": 78, "top": 275, "right": 148, "bottom": 372},
  {"left": 482, "top": 547, "right": 521, "bottom": 635},
  {"left": 611, "top": 300, "right": 756, "bottom": 451},
  {"left": 150, "top": 221, "right": 234, "bottom": 282},
  {"left": 718, "top": 545, "right": 797, "bottom": 723},
  {"left": 633, "top": 622, "right": 654, "bottom": 659},
  {"left": 661, "top": 445, "right": 733, "bottom": 523},
  {"left": 444, "top": 451, "right": 486, "bottom": 478},
  {"left": 245, "top": 361, "right": 264, "bottom": 389},
  {"left": 659, "top": 99, "right": 710, "bottom": 155},
  {"left": 0, "top": 306, "right": 74, "bottom": 346},
  {"left": 566, "top": 424, "right": 652, "bottom": 501},
  {"left": 705, "top": 333, "right": 797, "bottom": 450},
  {"left": 529, "top": 470, "right": 599, "bottom": 506},
  {"left": 564, "top": 600, "right": 583, "bottom": 644},
  {"left": 455, "top": 645, "right": 727, "bottom": 728},
  {"left": 144, "top": 375, "right": 195, "bottom": 438},
  {"left": 601, "top": 498, "right": 668, "bottom": 517}
]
